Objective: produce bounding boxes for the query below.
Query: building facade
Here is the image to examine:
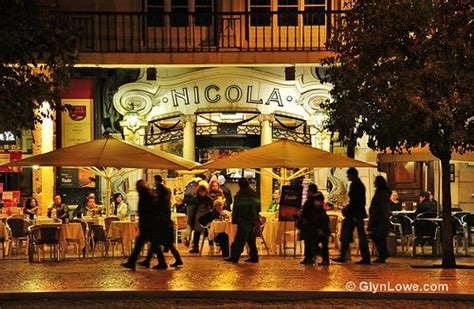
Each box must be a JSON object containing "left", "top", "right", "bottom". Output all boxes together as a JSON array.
[{"left": 3, "top": 0, "right": 473, "bottom": 214}]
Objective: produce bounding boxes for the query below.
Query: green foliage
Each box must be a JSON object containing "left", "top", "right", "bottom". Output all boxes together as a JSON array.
[
  {"left": 322, "top": 0, "right": 473, "bottom": 158},
  {"left": 0, "top": 0, "right": 78, "bottom": 134}
]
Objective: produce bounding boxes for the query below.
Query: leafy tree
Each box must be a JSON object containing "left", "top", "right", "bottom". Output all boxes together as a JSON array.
[
  {"left": 323, "top": 0, "right": 473, "bottom": 268},
  {"left": 0, "top": 0, "right": 78, "bottom": 134}
]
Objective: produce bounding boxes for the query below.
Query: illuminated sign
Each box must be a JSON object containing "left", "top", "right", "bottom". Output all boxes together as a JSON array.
[
  {"left": 0, "top": 131, "right": 16, "bottom": 145},
  {"left": 167, "top": 85, "right": 286, "bottom": 107}
]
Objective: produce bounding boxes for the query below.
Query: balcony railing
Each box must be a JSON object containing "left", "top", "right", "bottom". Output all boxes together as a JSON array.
[{"left": 69, "top": 11, "right": 345, "bottom": 53}]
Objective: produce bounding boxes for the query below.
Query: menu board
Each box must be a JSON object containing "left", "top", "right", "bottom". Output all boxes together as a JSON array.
[
  {"left": 60, "top": 99, "right": 95, "bottom": 188},
  {"left": 278, "top": 185, "right": 303, "bottom": 221}
]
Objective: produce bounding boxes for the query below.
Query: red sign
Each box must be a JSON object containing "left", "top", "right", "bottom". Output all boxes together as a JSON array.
[
  {"left": 67, "top": 105, "right": 87, "bottom": 121},
  {"left": 0, "top": 152, "right": 22, "bottom": 172}
]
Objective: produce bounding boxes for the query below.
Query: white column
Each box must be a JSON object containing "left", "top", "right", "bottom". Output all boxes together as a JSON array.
[
  {"left": 181, "top": 115, "right": 197, "bottom": 161},
  {"left": 119, "top": 115, "right": 148, "bottom": 215},
  {"left": 259, "top": 114, "right": 274, "bottom": 210},
  {"left": 33, "top": 102, "right": 55, "bottom": 215}
]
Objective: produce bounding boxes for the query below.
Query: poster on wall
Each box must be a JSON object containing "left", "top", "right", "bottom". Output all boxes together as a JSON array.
[
  {"left": 2, "top": 191, "right": 21, "bottom": 207},
  {"left": 278, "top": 185, "right": 303, "bottom": 221},
  {"left": 61, "top": 99, "right": 95, "bottom": 188},
  {"left": 62, "top": 99, "right": 94, "bottom": 147}
]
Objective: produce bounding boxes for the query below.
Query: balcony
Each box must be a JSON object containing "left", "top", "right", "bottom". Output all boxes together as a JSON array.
[{"left": 70, "top": 11, "right": 345, "bottom": 65}]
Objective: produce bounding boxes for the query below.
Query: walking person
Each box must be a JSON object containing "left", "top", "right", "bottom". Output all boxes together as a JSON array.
[
  {"left": 122, "top": 180, "right": 166, "bottom": 270},
  {"left": 297, "top": 192, "right": 330, "bottom": 266},
  {"left": 139, "top": 179, "right": 183, "bottom": 268},
  {"left": 225, "top": 178, "right": 260, "bottom": 263},
  {"left": 332, "top": 167, "right": 371, "bottom": 265},
  {"left": 368, "top": 176, "right": 392, "bottom": 263}
]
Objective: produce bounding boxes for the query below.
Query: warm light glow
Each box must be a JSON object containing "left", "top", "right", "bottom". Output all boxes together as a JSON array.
[
  {"left": 127, "top": 113, "right": 139, "bottom": 128},
  {"left": 32, "top": 165, "right": 40, "bottom": 170}
]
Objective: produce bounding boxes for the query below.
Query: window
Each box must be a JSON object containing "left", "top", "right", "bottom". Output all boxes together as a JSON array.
[
  {"left": 304, "top": 0, "right": 326, "bottom": 26},
  {"left": 250, "top": 0, "right": 271, "bottom": 26},
  {"left": 171, "top": 0, "right": 189, "bottom": 27},
  {"left": 147, "top": 0, "right": 165, "bottom": 27},
  {"left": 278, "top": 0, "right": 298, "bottom": 26},
  {"left": 195, "top": 0, "right": 213, "bottom": 26}
]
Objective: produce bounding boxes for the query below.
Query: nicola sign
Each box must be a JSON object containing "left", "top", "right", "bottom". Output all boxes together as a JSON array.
[{"left": 163, "top": 85, "right": 290, "bottom": 107}]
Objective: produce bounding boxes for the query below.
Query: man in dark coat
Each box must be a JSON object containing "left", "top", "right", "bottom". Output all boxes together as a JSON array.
[
  {"left": 297, "top": 192, "right": 330, "bottom": 265},
  {"left": 122, "top": 180, "right": 166, "bottom": 270},
  {"left": 225, "top": 178, "right": 261, "bottom": 263},
  {"left": 415, "top": 191, "right": 438, "bottom": 216},
  {"left": 332, "top": 167, "right": 371, "bottom": 264},
  {"left": 368, "top": 176, "right": 392, "bottom": 263}
]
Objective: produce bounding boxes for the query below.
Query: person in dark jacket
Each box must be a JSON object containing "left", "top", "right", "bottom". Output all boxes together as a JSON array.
[
  {"left": 415, "top": 191, "right": 438, "bottom": 216},
  {"left": 368, "top": 176, "right": 392, "bottom": 263},
  {"left": 139, "top": 178, "right": 183, "bottom": 269},
  {"left": 297, "top": 192, "right": 330, "bottom": 266},
  {"left": 225, "top": 178, "right": 261, "bottom": 263},
  {"left": 332, "top": 167, "right": 371, "bottom": 264},
  {"left": 388, "top": 190, "right": 402, "bottom": 212},
  {"left": 122, "top": 180, "right": 166, "bottom": 270},
  {"left": 188, "top": 185, "right": 213, "bottom": 254}
]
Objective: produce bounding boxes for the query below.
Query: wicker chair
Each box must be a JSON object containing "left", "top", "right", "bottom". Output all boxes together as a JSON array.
[
  {"left": 412, "top": 219, "right": 439, "bottom": 257},
  {"left": 6, "top": 217, "right": 30, "bottom": 255},
  {"left": 28, "top": 225, "right": 61, "bottom": 261},
  {"left": 90, "top": 224, "right": 123, "bottom": 258}
]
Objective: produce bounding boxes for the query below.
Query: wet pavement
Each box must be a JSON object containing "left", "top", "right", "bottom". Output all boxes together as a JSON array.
[{"left": 0, "top": 253, "right": 473, "bottom": 308}]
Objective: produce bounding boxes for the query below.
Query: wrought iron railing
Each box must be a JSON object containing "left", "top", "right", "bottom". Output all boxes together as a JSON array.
[
  {"left": 273, "top": 127, "right": 311, "bottom": 144},
  {"left": 69, "top": 10, "right": 345, "bottom": 53}
]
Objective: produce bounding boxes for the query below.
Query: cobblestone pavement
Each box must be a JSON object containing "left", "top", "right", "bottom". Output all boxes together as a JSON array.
[{"left": 0, "top": 253, "right": 473, "bottom": 308}]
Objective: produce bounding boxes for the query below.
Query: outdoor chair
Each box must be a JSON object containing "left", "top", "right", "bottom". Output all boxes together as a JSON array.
[
  {"left": 0, "top": 221, "right": 8, "bottom": 258},
  {"left": 104, "top": 216, "right": 120, "bottom": 234},
  {"left": 28, "top": 225, "right": 61, "bottom": 262},
  {"left": 416, "top": 212, "right": 438, "bottom": 219},
  {"left": 174, "top": 215, "right": 188, "bottom": 247},
  {"left": 90, "top": 224, "right": 123, "bottom": 258},
  {"left": 451, "top": 207, "right": 463, "bottom": 213},
  {"left": 462, "top": 214, "right": 474, "bottom": 245},
  {"left": 390, "top": 214, "right": 413, "bottom": 253},
  {"left": 6, "top": 217, "right": 31, "bottom": 255},
  {"left": 453, "top": 212, "right": 470, "bottom": 223},
  {"left": 328, "top": 215, "right": 339, "bottom": 249},
  {"left": 411, "top": 219, "right": 439, "bottom": 257},
  {"left": 69, "top": 219, "right": 90, "bottom": 256},
  {"left": 256, "top": 216, "right": 270, "bottom": 255},
  {"left": 438, "top": 217, "right": 468, "bottom": 256}
]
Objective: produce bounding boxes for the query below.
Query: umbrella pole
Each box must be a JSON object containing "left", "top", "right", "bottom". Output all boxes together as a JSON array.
[{"left": 105, "top": 176, "right": 112, "bottom": 217}]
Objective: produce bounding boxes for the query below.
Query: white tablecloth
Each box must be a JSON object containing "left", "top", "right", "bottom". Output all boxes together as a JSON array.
[{"left": 208, "top": 220, "right": 236, "bottom": 243}]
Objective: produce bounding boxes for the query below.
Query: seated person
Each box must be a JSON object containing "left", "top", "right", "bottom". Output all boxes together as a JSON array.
[
  {"left": 415, "top": 191, "right": 437, "bottom": 216},
  {"left": 112, "top": 193, "right": 128, "bottom": 220},
  {"left": 173, "top": 195, "right": 187, "bottom": 214},
  {"left": 267, "top": 190, "right": 280, "bottom": 212},
  {"left": 198, "top": 199, "right": 230, "bottom": 257},
  {"left": 84, "top": 197, "right": 99, "bottom": 217},
  {"left": 389, "top": 190, "right": 402, "bottom": 212},
  {"left": 47, "top": 194, "right": 69, "bottom": 222},
  {"left": 73, "top": 192, "right": 96, "bottom": 218},
  {"left": 24, "top": 197, "right": 39, "bottom": 220}
]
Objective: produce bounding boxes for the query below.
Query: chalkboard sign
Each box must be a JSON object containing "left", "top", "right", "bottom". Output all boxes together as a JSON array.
[{"left": 278, "top": 185, "right": 303, "bottom": 221}]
